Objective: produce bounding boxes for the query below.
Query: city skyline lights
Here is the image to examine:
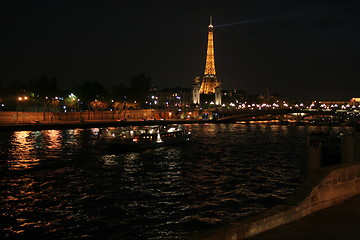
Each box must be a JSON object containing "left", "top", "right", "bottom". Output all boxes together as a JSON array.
[{"left": 1, "top": 1, "right": 359, "bottom": 100}]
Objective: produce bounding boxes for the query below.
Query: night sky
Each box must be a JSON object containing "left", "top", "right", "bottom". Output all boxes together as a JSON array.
[{"left": 1, "top": 0, "right": 360, "bottom": 100}]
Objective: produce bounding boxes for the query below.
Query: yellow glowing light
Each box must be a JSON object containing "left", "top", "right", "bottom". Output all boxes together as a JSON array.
[
  {"left": 200, "top": 17, "right": 220, "bottom": 94},
  {"left": 9, "top": 131, "right": 40, "bottom": 170}
]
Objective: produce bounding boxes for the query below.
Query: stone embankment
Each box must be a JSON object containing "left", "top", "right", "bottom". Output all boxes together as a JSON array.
[
  {"left": 0, "top": 109, "right": 212, "bottom": 125},
  {"left": 188, "top": 132, "right": 360, "bottom": 240},
  {"left": 188, "top": 163, "right": 360, "bottom": 240},
  {"left": 0, "top": 110, "right": 213, "bottom": 131}
]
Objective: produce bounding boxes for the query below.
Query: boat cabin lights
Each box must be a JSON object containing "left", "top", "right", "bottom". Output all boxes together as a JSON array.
[
  {"left": 156, "top": 133, "right": 163, "bottom": 143},
  {"left": 167, "top": 127, "right": 177, "bottom": 132}
]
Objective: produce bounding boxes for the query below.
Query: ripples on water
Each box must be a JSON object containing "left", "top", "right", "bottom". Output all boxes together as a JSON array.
[{"left": 0, "top": 124, "right": 352, "bottom": 239}]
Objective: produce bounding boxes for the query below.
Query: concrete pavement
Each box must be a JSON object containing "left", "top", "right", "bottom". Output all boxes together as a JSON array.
[{"left": 249, "top": 194, "right": 360, "bottom": 240}]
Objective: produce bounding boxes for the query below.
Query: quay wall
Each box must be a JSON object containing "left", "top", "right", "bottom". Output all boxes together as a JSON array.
[
  {"left": 188, "top": 162, "right": 360, "bottom": 240},
  {"left": 0, "top": 110, "right": 158, "bottom": 123},
  {"left": 0, "top": 110, "right": 211, "bottom": 124}
]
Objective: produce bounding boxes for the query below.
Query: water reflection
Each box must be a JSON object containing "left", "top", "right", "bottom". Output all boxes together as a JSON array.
[
  {"left": 43, "top": 130, "right": 62, "bottom": 150},
  {"left": 5, "top": 129, "right": 83, "bottom": 170},
  {"left": 1, "top": 176, "right": 46, "bottom": 235},
  {"left": 8, "top": 131, "right": 40, "bottom": 170},
  {"left": 99, "top": 154, "right": 119, "bottom": 166}
]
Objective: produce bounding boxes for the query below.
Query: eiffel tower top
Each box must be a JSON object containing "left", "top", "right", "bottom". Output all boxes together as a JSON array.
[{"left": 208, "top": 16, "right": 214, "bottom": 29}]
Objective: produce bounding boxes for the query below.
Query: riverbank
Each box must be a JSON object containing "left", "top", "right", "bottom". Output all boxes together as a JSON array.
[
  {"left": 187, "top": 162, "right": 360, "bottom": 240},
  {"left": 1, "top": 109, "right": 359, "bottom": 131},
  {"left": 248, "top": 194, "right": 360, "bottom": 240}
]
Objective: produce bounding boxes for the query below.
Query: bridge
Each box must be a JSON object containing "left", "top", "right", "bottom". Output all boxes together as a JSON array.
[{"left": 214, "top": 108, "right": 356, "bottom": 123}]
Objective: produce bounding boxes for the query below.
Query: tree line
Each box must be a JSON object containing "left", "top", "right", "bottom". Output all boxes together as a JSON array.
[{"left": 0, "top": 73, "right": 153, "bottom": 111}]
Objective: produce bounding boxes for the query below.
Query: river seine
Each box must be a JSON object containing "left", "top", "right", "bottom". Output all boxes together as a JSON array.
[{"left": 0, "top": 123, "right": 350, "bottom": 239}]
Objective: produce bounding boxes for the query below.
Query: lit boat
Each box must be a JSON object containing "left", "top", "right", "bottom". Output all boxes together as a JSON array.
[{"left": 94, "top": 125, "right": 190, "bottom": 152}]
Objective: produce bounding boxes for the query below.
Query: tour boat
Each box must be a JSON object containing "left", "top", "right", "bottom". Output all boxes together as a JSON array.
[{"left": 94, "top": 125, "right": 190, "bottom": 152}]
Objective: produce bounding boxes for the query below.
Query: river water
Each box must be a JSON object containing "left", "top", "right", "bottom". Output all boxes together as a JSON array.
[{"left": 0, "top": 123, "right": 351, "bottom": 239}]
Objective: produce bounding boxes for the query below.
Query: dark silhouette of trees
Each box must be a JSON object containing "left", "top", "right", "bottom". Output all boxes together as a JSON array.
[
  {"left": 128, "top": 73, "right": 152, "bottom": 106},
  {"left": 0, "top": 80, "right": 3, "bottom": 99},
  {"left": 29, "top": 74, "right": 59, "bottom": 97},
  {"left": 0, "top": 72, "right": 155, "bottom": 111},
  {"left": 75, "top": 80, "right": 108, "bottom": 110},
  {"left": 0, "top": 80, "right": 4, "bottom": 108},
  {"left": 28, "top": 75, "right": 61, "bottom": 112},
  {"left": 5, "top": 79, "right": 27, "bottom": 110},
  {"left": 110, "top": 83, "right": 129, "bottom": 101},
  {"left": 8, "top": 79, "right": 26, "bottom": 96}
]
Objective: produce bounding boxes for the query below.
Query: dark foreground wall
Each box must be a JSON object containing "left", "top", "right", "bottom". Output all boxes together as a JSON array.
[{"left": 188, "top": 162, "right": 360, "bottom": 240}]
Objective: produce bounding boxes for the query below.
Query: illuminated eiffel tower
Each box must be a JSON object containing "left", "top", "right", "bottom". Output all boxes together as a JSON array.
[{"left": 200, "top": 17, "right": 221, "bottom": 94}]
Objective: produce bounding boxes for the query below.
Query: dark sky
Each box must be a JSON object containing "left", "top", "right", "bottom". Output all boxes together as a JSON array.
[{"left": 1, "top": 0, "right": 360, "bottom": 100}]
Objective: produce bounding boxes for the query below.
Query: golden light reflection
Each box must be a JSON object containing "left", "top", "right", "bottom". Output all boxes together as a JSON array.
[
  {"left": 3, "top": 176, "right": 44, "bottom": 234},
  {"left": 200, "top": 123, "right": 219, "bottom": 134},
  {"left": 9, "top": 131, "right": 40, "bottom": 170},
  {"left": 100, "top": 154, "right": 118, "bottom": 166},
  {"left": 42, "top": 130, "right": 62, "bottom": 150},
  {"left": 63, "top": 128, "right": 82, "bottom": 146},
  {"left": 123, "top": 153, "right": 142, "bottom": 174}
]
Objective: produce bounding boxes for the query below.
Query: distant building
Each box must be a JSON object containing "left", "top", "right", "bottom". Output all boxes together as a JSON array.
[
  {"left": 158, "top": 88, "right": 192, "bottom": 107},
  {"left": 192, "top": 77, "right": 201, "bottom": 105},
  {"left": 311, "top": 100, "right": 350, "bottom": 109},
  {"left": 350, "top": 98, "right": 360, "bottom": 105}
]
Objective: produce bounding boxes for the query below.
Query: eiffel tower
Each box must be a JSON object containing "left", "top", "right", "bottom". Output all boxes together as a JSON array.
[{"left": 200, "top": 16, "right": 221, "bottom": 94}]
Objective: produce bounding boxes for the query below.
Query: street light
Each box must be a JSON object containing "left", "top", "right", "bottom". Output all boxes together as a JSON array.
[{"left": 18, "top": 95, "right": 29, "bottom": 111}]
